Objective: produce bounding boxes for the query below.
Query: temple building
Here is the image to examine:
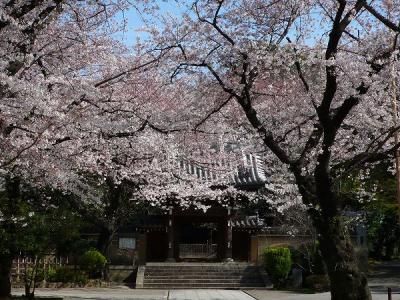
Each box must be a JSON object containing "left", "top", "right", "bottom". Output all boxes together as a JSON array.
[
  {"left": 109, "top": 153, "right": 269, "bottom": 265},
  {"left": 101, "top": 153, "right": 366, "bottom": 289}
]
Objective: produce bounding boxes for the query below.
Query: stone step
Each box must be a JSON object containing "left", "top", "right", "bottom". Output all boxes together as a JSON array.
[
  {"left": 144, "top": 269, "right": 258, "bottom": 273},
  {"left": 144, "top": 274, "right": 260, "bottom": 278},
  {"left": 144, "top": 268, "right": 260, "bottom": 270},
  {"left": 140, "top": 263, "right": 268, "bottom": 289},
  {"left": 141, "top": 283, "right": 266, "bottom": 288},
  {"left": 144, "top": 269, "right": 260, "bottom": 273},
  {"left": 144, "top": 273, "right": 260, "bottom": 278},
  {"left": 144, "top": 272, "right": 261, "bottom": 276},
  {"left": 144, "top": 271, "right": 260, "bottom": 275},
  {"left": 144, "top": 278, "right": 264, "bottom": 282},
  {"left": 146, "top": 265, "right": 256, "bottom": 270},
  {"left": 146, "top": 265, "right": 257, "bottom": 270}
]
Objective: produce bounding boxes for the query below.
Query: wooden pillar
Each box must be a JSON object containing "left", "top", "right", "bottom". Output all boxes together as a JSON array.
[
  {"left": 166, "top": 206, "right": 176, "bottom": 261},
  {"left": 225, "top": 207, "right": 233, "bottom": 262}
]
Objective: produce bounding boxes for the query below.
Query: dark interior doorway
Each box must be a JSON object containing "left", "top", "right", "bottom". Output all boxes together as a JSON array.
[
  {"left": 232, "top": 231, "right": 250, "bottom": 261},
  {"left": 176, "top": 219, "right": 221, "bottom": 261},
  {"left": 146, "top": 231, "right": 168, "bottom": 262},
  {"left": 180, "top": 222, "right": 217, "bottom": 244}
]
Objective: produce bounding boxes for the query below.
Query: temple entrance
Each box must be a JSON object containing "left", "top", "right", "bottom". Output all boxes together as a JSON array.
[
  {"left": 232, "top": 231, "right": 251, "bottom": 261},
  {"left": 146, "top": 231, "right": 168, "bottom": 262},
  {"left": 175, "top": 218, "right": 223, "bottom": 261}
]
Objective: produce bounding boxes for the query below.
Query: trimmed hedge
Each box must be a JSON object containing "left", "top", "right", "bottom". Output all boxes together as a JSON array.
[
  {"left": 78, "top": 250, "right": 107, "bottom": 278},
  {"left": 46, "top": 266, "right": 88, "bottom": 285},
  {"left": 263, "top": 246, "right": 292, "bottom": 287}
]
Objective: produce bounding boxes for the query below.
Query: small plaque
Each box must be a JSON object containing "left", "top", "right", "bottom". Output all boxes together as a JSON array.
[{"left": 119, "top": 237, "right": 136, "bottom": 249}]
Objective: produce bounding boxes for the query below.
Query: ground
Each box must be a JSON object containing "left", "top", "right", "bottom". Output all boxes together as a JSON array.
[
  {"left": 11, "top": 288, "right": 400, "bottom": 300},
  {"left": 11, "top": 261, "right": 400, "bottom": 300}
]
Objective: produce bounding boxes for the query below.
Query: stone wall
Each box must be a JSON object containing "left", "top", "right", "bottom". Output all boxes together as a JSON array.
[
  {"left": 250, "top": 233, "right": 368, "bottom": 271},
  {"left": 250, "top": 234, "right": 314, "bottom": 264}
]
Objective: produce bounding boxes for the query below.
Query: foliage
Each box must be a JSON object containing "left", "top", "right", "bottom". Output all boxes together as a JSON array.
[
  {"left": 1, "top": 0, "right": 400, "bottom": 298},
  {"left": 363, "top": 162, "right": 400, "bottom": 259},
  {"left": 263, "top": 247, "right": 292, "bottom": 287},
  {"left": 0, "top": 179, "right": 88, "bottom": 297},
  {"left": 368, "top": 206, "right": 400, "bottom": 259},
  {"left": 289, "top": 242, "right": 327, "bottom": 282},
  {"left": 78, "top": 250, "right": 107, "bottom": 278},
  {"left": 46, "top": 267, "right": 88, "bottom": 285},
  {"left": 340, "top": 160, "right": 400, "bottom": 259}
]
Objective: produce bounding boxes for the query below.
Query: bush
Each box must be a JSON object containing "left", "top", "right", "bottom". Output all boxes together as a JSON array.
[
  {"left": 73, "top": 272, "right": 89, "bottom": 286},
  {"left": 25, "top": 267, "right": 45, "bottom": 283},
  {"left": 79, "top": 250, "right": 107, "bottom": 278},
  {"left": 47, "top": 266, "right": 75, "bottom": 283},
  {"left": 44, "top": 267, "right": 57, "bottom": 282},
  {"left": 263, "top": 246, "right": 292, "bottom": 287},
  {"left": 45, "top": 266, "right": 88, "bottom": 284}
]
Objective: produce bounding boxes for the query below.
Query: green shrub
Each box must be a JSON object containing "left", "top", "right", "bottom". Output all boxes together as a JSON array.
[
  {"left": 45, "top": 267, "right": 59, "bottom": 282},
  {"left": 73, "top": 272, "right": 89, "bottom": 286},
  {"left": 49, "top": 267, "right": 75, "bottom": 283},
  {"left": 263, "top": 246, "right": 292, "bottom": 287},
  {"left": 25, "top": 267, "right": 45, "bottom": 283},
  {"left": 45, "top": 266, "right": 88, "bottom": 284},
  {"left": 79, "top": 250, "right": 107, "bottom": 278}
]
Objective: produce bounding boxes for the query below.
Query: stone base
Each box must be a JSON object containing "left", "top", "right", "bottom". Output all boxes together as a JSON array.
[{"left": 165, "top": 258, "right": 176, "bottom": 262}]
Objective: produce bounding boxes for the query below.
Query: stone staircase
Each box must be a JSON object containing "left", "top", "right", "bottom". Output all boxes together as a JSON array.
[{"left": 136, "top": 262, "right": 271, "bottom": 289}]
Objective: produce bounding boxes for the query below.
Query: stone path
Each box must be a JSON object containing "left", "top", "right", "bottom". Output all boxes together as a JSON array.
[
  {"left": 12, "top": 286, "right": 400, "bottom": 300},
  {"left": 368, "top": 261, "right": 400, "bottom": 294},
  {"left": 245, "top": 290, "right": 399, "bottom": 300},
  {"left": 13, "top": 287, "right": 168, "bottom": 300},
  {"left": 13, "top": 288, "right": 255, "bottom": 300},
  {"left": 169, "top": 290, "right": 255, "bottom": 300}
]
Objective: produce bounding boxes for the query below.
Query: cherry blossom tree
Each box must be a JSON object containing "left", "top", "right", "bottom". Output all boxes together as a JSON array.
[
  {"left": 0, "top": 1, "right": 249, "bottom": 295},
  {"left": 139, "top": 0, "right": 400, "bottom": 299},
  {"left": 2, "top": 0, "right": 400, "bottom": 299},
  {"left": 0, "top": 1, "right": 160, "bottom": 296}
]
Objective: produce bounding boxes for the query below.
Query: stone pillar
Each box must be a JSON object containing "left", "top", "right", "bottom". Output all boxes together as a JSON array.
[
  {"left": 166, "top": 206, "right": 176, "bottom": 261},
  {"left": 225, "top": 207, "right": 233, "bottom": 262}
]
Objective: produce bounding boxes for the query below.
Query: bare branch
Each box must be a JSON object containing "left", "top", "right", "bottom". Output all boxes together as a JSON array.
[
  {"left": 363, "top": 2, "right": 400, "bottom": 32},
  {"left": 193, "top": 0, "right": 235, "bottom": 46}
]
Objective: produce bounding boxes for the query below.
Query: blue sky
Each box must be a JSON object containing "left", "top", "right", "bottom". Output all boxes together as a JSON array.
[
  {"left": 112, "top": 1, "right": 339, "bottom": 49},
  {"left": 113, "top": 1, "right": 185, "bottom": 48}
]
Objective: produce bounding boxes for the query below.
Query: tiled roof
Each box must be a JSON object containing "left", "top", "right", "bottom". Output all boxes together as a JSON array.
[
  {"left": 178, "top": 153, "right": 267, "bottom": 189},
  {"left": 231, "top": 216, "right": 263, "bottom": 228}
]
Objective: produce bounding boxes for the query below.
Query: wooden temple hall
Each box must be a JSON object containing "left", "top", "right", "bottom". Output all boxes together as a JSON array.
[
  {"left": 131, "top": 153, "right": 268, "bottom": 263},
  {"left": 138, "top": 206, "right": 264, "bottom": 262}
]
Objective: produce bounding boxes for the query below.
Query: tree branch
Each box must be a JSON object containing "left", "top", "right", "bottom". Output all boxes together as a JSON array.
[{"left": 363, "top": 2, "right": 400, "bottom": 32}]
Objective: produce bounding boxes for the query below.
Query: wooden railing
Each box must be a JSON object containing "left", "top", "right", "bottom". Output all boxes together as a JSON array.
[
  {"left": 11, "top": 256, "right": 68, "bottom": 281},
  {"left": 179, "top": 243, "right": 218, "bottom": 259}
]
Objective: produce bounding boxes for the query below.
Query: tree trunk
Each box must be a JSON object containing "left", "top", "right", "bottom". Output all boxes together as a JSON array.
[
  {"left": 0, "top": 255, "right": 12, "bottom": 299},
  {"left": 315, "top": 215, "right": 371, "bottom": 300},
  {"left": 0, "top": 176, "right": 20, "bottom": 299},
  {"left": 96, "top": 227, "right": 114, "bottom": 281}
]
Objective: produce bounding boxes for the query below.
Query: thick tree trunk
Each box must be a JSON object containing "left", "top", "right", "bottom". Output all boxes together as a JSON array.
[
  {"left": 0, "top": 255, "right": 12, "bottom": 299},
  {"left": 0, "top": 176, "right": 20, "bottom": 299},
  {"left": 315, "top": 215, "right": 371, "bottom": 300},
  {"left": 96, "top": 227, "right": 114, "bottom": 281}
]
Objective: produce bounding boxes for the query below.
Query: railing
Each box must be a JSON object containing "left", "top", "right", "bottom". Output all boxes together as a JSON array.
[
  {"left": 11, "top": 256, "right": 68, "bottom": 281},
  {"left": 179, "top": 243, "right": 218, "bottom": 259}
]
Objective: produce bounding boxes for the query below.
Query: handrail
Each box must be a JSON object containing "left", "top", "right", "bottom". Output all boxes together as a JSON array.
[{"left": 179, "top": 243, "right": 218, "bottom": 258}]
